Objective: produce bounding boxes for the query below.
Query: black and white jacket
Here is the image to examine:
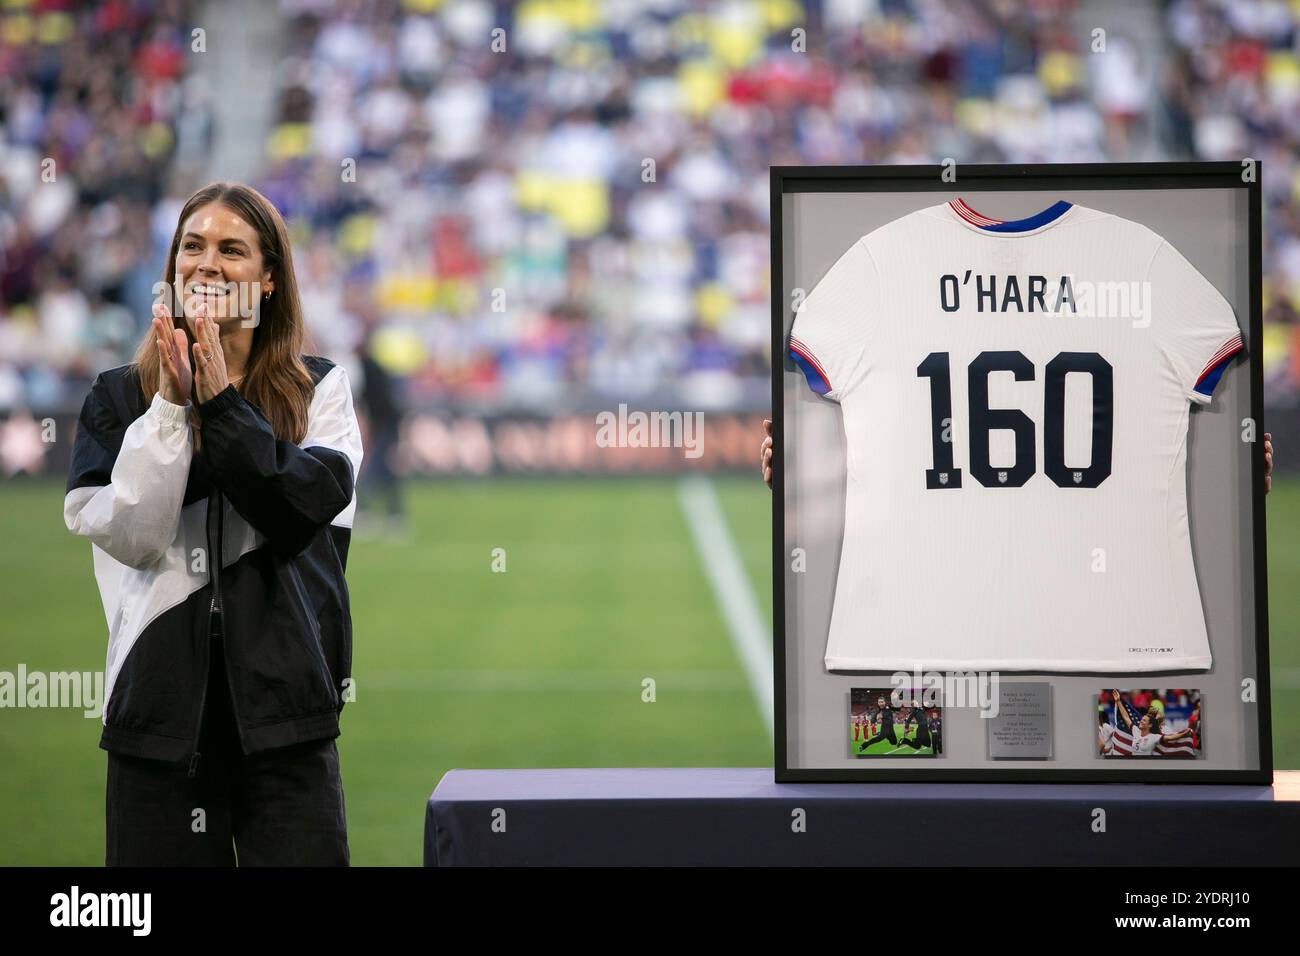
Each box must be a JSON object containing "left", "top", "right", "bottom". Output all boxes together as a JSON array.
[{"left": 64, "top": 357, "right": 363, "bottom": 773}]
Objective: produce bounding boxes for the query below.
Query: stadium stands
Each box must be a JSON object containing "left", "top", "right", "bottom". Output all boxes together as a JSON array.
[{"left": 2, "top": 0, "right": 1297, "bottom": 417}]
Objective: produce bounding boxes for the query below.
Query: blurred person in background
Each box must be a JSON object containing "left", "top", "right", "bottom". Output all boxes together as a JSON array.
[
  {"left": 348, "top": 276, "right": 408, "bottom": 538},
  {"left": 63, "top": 182, "right": 362, "bottom": 866}
]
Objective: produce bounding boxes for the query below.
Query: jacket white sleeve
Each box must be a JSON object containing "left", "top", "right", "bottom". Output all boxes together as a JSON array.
[{"left": 64, "top": 390, "right": 194, "bottom": 570}]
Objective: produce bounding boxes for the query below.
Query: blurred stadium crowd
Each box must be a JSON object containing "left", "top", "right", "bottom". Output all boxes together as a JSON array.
[{"left": 2, "top": 0, "right": 1300, "bottom": 433}]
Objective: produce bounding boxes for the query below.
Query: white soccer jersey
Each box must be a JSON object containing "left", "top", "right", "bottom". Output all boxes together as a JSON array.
[
  {"left": 1131, "top": 731, "right": 1163, "bottom": 756},
  {"left": 789, "top": 198, "right": 1243, "bottom": 672}
]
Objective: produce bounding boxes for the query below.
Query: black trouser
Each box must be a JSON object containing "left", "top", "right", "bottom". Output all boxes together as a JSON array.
[
  {"left": 864, "top": 725, "right": 898, "bottom": 748},
  {"left": 362, "top": 427, "right": 403, "bottom": 518},
  {"left": 105, "top": 624, "right": 350, "bottom": 866},
  {"left": 898, "top": 726, "right": 932, "bottom": 750}
]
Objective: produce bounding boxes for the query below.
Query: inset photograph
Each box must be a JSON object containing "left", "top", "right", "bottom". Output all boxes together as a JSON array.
[
  {"left": 850, "top": 688, "right": 942, "bottom": 757},
  {"left": 1097, "top": 689, "right": 1202, "bottom": 758}
]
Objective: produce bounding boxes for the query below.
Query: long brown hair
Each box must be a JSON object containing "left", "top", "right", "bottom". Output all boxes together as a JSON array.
[{"left": 134, "top": 182, "right": 313, "bottom": 443}]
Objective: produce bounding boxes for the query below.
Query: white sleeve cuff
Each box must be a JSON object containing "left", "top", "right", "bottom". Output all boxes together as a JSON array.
[{"left": 149, "top": 392, "right": 191, "bottom": 428}]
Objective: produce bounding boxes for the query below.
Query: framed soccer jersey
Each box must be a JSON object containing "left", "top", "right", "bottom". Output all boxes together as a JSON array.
[{"left": 772, "top": 164, "right": 1271, "bottom": 784}]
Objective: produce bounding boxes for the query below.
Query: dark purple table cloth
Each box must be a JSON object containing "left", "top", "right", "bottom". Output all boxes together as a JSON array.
[{"left": 425, "top": 768, "right": 1300, "bottom": 866}]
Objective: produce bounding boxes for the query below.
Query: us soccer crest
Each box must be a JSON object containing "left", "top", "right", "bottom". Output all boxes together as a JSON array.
[
  {"left": 1073, "top": 471, "right": 1082, "bottom": 484},
  {"left": 997, "top": 471, "right": 1007, "bottom": 483},
  {"left": 939, "top": 472, "right": 949, "bottom": 485}
]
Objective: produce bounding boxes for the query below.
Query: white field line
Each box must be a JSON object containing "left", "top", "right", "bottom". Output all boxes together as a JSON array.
[{"left": 677, "top": 474, "right": 774, "bottom": 740}]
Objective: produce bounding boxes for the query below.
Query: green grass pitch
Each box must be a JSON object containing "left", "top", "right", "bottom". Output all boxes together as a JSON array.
[
  {"left": 850, "top": 725, "right": 939, "bottom": 757},
  {"left": 2, "top": 474, "right": 1298, "bottom": 865},
  {"left": 0, "top": 476, "right": 772, "bottom": 865}
]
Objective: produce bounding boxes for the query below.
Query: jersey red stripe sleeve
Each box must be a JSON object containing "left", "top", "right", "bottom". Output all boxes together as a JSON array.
[
  {"left": 1195, "top": 333, "right": 1245, "bottom": 387},
  {"left": 789, "top": 336, "right": 832, "bottom": 389}
]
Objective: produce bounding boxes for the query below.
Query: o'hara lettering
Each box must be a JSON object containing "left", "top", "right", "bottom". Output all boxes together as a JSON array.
[{"left": 939, "top": 272, "right": 1076, "bottom": 314}]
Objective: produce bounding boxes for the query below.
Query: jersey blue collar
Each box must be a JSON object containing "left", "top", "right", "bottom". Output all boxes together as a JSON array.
[{"left": 949, "top": 197, "right": 1073, "bottom": 233}]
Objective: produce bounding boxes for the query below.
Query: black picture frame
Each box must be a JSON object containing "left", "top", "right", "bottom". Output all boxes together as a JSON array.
[{"left": 770, "top": 162, "right": 1271, "bottom": 784}]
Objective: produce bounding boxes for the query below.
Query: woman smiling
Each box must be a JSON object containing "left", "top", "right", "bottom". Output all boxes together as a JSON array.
[{"left": 64, "top": 182, "right": 363, "bottom": 866}]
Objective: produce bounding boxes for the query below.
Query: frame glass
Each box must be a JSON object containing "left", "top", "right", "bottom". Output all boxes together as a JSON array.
[{"left": 771, "top": 163, "right": 1270, "bottom": 783}]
